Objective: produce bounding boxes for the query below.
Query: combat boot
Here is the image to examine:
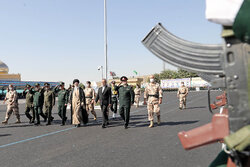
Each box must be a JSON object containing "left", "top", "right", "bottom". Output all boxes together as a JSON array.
[
  {"left": 148, "top": 121, "right": 154, "bottom": 128},
  {"left": 15, "top": 119, "right": 21, "bottom": 124},
  {"left": 93, "top": 113, "right": 97, "bottom": 121},
  {"left": 2, "top": 119, "right": 8, "bottom": 124},
  {"left": 157, "top": 115, "right": 161, "bottom": 125}
]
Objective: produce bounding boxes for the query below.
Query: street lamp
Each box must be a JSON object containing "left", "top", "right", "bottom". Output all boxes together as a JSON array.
[{"left": 98, "top": 66, "right": 104, "bottom": 79}]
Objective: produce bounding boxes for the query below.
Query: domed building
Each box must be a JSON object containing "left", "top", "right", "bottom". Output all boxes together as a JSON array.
[{"left": 0, "top": 60, "right": 21, "bottom": 81}]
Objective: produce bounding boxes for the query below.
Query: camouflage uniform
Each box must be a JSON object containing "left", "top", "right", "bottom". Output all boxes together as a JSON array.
[
  {"left": 144, "top": 83, "right": 163, "bottom": 122},
  {"left": 177, "top": 86, "right": 188, "bottom": 109},
  {"left": 3, "top": 90, "right": 20, "bottom": 123},
  {"left": 134, "top": 87, "right": 141, "bottom": 108},
  {"left": 84, "top": 87, "right": 97, "bottom": 120}
]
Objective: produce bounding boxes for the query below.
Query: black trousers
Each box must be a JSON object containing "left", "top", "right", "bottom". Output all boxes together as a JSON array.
[
  {"left": 25, "top": 106, "right": 35, "bottom": 121},
  {"left": 119, "top": 105, "right": 130, "bottom": 126},
  {"left": 111, "top": 99, "right": 118, "bottom": 114},
  {"left": 101, "top": 105, "right": 109, "bottom": 126}
]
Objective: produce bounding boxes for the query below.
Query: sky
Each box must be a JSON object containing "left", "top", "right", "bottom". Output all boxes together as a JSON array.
[{"left": 0, "top": 0, "right": 222, "bottom": 85}]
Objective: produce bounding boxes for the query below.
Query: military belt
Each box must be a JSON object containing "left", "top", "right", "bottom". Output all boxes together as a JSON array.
[{"left": 148, "top": 94, "right": 159, "bottom": 98}]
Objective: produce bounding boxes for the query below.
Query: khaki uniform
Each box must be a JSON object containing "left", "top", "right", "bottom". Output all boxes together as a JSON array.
[
  {"left": 144, "top": 83, "right": 163, "bottom": 121},
  {"left": 134, "top": 88, "right": 141, "bottom": 107},
  {"left": 84, "top": 87, "right": 96, "bottom": 118},
  {"left": 177, "top": 86, "right": 188, "bottom": 109},
  {"left": 4, "top": 90, "right": 20, "bottom": 121}
]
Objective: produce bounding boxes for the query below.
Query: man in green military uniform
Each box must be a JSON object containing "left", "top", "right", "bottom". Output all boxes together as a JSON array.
[
  {"left": 54, "top": 82, "right": 68, "bottom": 126},
  {"left": 117, "top": 76, "right": 135, "bottom": 129},
  {"left": 33, "top": 83, "right": 47, "bottom": 126},
  {"left": 43, "top": 83, "right": 55, "bottom": 126},
  {"left": 23, "top": 84, "right": 35, "bottom": 123}
]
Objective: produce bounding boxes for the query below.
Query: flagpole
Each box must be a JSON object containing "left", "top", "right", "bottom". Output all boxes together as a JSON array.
[{"left": 104, "top": 0, "right": 108, "bottom": 81}]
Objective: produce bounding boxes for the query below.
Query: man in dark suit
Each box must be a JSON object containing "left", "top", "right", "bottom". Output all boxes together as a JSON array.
[{"left": 95, "top": 79, "right": 112, "bottom": 128}]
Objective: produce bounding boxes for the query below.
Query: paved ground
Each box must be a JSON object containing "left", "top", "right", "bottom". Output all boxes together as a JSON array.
[{"left": 0, "top": 91, "right": 222, "bottom": 167}]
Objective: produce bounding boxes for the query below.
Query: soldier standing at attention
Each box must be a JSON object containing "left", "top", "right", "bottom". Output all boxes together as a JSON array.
[
  {"left": 110, "top": 80, "right": 118, "bottom": 119},
  {"left": 118, "top": 76, "right": 134, "bottom": 129},
  {"left": 134, "top": 84, "right": 141, "bottom": 108},
  {"left": 177, "top": 82, "right": 188, "bottom": 110},
  {"left": 33, "top": 83, "right": 47, "bottom": 126},
  {"left": 43, "top": 83, "right": 55, "bottom": 125},
  {"left": 23, "top": 84, "right": 35, "bottom": 123},
  {"left": 84, "top": 81, "right": 97, "bottom": 121},
  {"left": 2, "top": 84, "right": 21, "bottom": 124},
  {"left": 54, "top": 82, "right": 68, "bottom": 126},
  {"left": 144, "top": 75, "right": 163, "bottom": 128}
]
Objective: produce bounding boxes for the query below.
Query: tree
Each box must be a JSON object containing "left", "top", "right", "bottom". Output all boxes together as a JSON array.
[{"left": 157, "top": 69, "right": 198, "bottom": 80}]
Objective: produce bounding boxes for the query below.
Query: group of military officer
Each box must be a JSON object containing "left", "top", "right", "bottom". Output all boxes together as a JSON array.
[{"left": 1, "top": 75, "right": 189, "bottom": 129}]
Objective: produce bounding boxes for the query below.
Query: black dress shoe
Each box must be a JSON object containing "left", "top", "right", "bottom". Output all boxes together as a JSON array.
[
  {"left": 102, "top": 125, "right": 106, "bottom": 128},
  {"left": 60, "top": 124, "right": 65, "bottom": 126},
  {"left": 76, "top": 124, "right": 81, "bottom": 128},
  {"left": 34, "top": 123, "right": 40, "bottom": 126},
  {"left": 124, "top": 125, "right": 128, "bottom": 129},
  {"left": 46, "top": 123, "right": 51, "bottom": 126}
]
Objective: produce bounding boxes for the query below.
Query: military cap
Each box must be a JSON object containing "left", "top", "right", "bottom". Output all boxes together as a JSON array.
[
  {"left": 120, "top": 76, "right": 128, "bottom": 81},
  {"left": 26, "top": 84, "right": 31, "bottom": 88},
  {"left": 35, "top": 83, "right": 40, "bottom": 87},
  {"left": 86, "top": 81, "right": 91, "bottom": 84},
  {"left": 44, "top": 82, "right": 50, "bottom": 86},
  {"left": 73, "top": 79, "right": 80, "bottom": 84},
  {"left": 59, "top": 82, "right": 65, "bottom": 86}
]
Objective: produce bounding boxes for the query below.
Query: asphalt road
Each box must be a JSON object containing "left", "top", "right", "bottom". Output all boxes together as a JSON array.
[{"left": 0, "top": 91, "right": 223, "bottom": 167}]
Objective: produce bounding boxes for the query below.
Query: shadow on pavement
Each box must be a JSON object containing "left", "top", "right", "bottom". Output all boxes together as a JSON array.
[
  {"left": 185, "top": 106, "right": 207, "bottom": 110},
  {"left": 161, "top": 120, "right": 199, "bottom": 126},
  {"left": 0, "top": 134, "right": 11, "bottom": 137},
  {"left": 0, "top": 124, "right": 33, "bottom": 129}
]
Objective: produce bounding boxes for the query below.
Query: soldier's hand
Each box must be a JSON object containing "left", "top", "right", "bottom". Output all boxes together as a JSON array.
[
  {"left": 65, "top": 104, "right": 67, "bottom": 106},
  {"left": 159, "top": 98, "right": 162, "bottom": 104}
]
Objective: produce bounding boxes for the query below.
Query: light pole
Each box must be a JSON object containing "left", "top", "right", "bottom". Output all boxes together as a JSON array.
[
  {"left": 104, "top": 0, "right": 108, "bottom": 81},
  {"left": 98, "top": 66, "right": 103, "bottom": 80}
]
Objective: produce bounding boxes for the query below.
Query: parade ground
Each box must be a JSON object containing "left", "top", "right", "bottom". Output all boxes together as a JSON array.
[{"left": 0, "top": 91, "right": 222, "bottom": 167}]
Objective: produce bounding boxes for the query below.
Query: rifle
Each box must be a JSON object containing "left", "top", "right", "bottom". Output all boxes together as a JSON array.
[{"left": 142, "top": 23, "right": 250, "bottom": 167}]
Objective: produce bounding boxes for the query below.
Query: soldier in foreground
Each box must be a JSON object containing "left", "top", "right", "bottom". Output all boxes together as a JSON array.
[
  {"left": 53, "top": 82, "right": 68, "bottom": 126},
  {"left": 117, "top": 76, "right": 134, "bottom": 129},
  {"left": 134, "top": 84, "right": 141, "bottom": 108},
  {"left": 144, "top": 75, "right": 163, "bottom": 128},
  {"left": 110, "top": 80, "right": 118, "bottom": 119},
  {"left": 177, "top": 82, "right": 188, "bottom": 110},
  {"left": 33, "top": 83, "right": 47, "bottom": 126},
  {"left": 84, "top": 81, "right": 97, "bottom": 121},
  {"left": 43, "top": 83, "right": 55, "bottom": 125},
  {"left": 2, "top": 84, "right": 21, "bottom": 124},
  {"left": 23, "top": 84, "right": 35, "bottom": 123}
]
